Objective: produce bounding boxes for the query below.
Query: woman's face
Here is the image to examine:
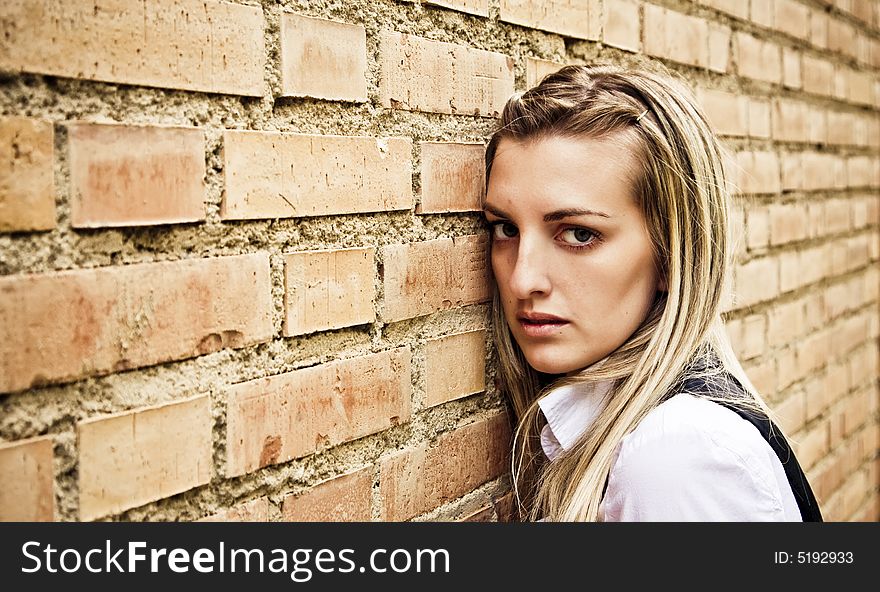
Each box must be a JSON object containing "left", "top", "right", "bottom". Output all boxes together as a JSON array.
[{"left": 484, "top": 134, "right": 664, "bottom": 375}]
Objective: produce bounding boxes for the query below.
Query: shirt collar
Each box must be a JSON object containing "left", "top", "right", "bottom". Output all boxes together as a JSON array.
[{"left": 538, "top": 378, "right": 615, "bottom": 461}]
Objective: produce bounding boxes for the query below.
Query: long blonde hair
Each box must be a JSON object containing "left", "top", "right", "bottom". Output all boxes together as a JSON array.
[{"left": 485, "top": 65, "right": 774, "bottom": 522}]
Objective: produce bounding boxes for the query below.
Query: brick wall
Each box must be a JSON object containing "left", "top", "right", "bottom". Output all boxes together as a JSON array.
[{"left": 0, "top": 0, "right": 877, "bottom": 522}]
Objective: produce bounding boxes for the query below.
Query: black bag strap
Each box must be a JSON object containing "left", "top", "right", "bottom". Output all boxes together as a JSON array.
[{"left": 674, "top": 372, "right": 823, "bottom": 522}]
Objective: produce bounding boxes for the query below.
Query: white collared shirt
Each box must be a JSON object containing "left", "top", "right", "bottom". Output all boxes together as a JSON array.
[{"left": 538, "top": 380, "right": 802, "bottom": 521}]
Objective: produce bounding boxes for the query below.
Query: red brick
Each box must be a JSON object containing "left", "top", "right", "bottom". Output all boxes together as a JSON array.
[
  {"left": 418, "top": 142, "right": 484, "bottom": 214},
  {"left": 708, "top": 23, "right": 731, "bottom": 73},
  {"left": 0, "top": 0, "right": 264, "bottom": 96},
  {"left": 698, "top": 89, "right": 748, "bottom": 137},
  {"left": 499, "top": 0, "right": 601, "bottom": 40},
  {"left": 0, "top": 253, "right": 272, "bottom": 394},
  {"left": 0, "top": 116, "right": 55, "bottom": 232},
  {"left": 425, "top": 1, "right": 490, "bottom": 17},
  {"left": 749, "top": 0, "right": 774, "bottom": 28},
  {"left": 734, "top": 33, "right": 781, "bottom": 84},
  {"left": 774, "top": 0, "right": 810, "bottom": 39},
  {"left": 793, "top": 420, "right": 829, "bottom": 470},
  {"left": 828, "top": 17, "right": 857, "bottom": 57},
  {"left": 746, "top": 205, "right": 770, "bottom": 251},
  {"left": 283, "top": 247, "right": 376, "bottom": 337},
  {"left": 226, "top": 348, "right": 412, "bottom": 477},
  {"left": 847, "top": 156, "right": 878, "bottom": 188},
  {"left": 779, "top": 250, "right": 800, "bottom": 293},
  {"left": 602, "top": 0, "right": 640, "bottom": 53},
  {"left": 845, "top": 69, "right": 874, "bottom": 106},
  {"left": 379, "top": 413, "right": 511, "bottom": 521},
  {"left": 0, "top": 436, "right": 54, "bottom": 521},
  {"left": 769, "top": 203, "right": 809, "bottom": 245},
  {"left": 748, "top": 98, "right": 771, "bottom": 138},
  {"left": 68, "top": 123, "right": 205, "bottom": 228},
  {"left": 222, "top": 131, "right": 412, "bottom": 220},
  {"left": 740, "top": 313, "right": 766, "bottom": 360},
  {"left": 643, "top": 5, "right": 710, "bottom": 68},
  {"left": 282, "top": 468, "right": 373, "bottom": 521},
  {"left": 199, "top": 497, "right": 270, "bottom": 522},
  {"left": 424, "top": 330, "right": 487, "bottom": 408},
  {"left": 802, "top": 56, "right": 835, "bottom": 96},
  {"left": 381, "top": 235, "right": 491, "bottom": 322},
  {"left": 525, "top": 57, "right": 564, "bottom": 89},
  {"left": 768, "top": 299, "right": 804, "bottom": 347},
  {"left": 379, "top": 31, "right": 514, "bottom": 117},
  {"left": 280, "top": 13, "right": 367, "bottom": 102},
  {"left": 78, "top": 395, "right": 212, "bottom": 521}
]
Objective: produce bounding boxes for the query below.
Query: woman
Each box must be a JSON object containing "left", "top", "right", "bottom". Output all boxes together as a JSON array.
[{"left": 483, "top": 65, "right": 822, "bottom": 522}]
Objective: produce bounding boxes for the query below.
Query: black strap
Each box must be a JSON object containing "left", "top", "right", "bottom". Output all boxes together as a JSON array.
[{"left": 674, "top": 372, "right": 823, "bottom": 522}]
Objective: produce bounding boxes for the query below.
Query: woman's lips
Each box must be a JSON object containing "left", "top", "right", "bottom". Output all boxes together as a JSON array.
[{"left": 517, "top": 315, "right": 570, "bottom": 337}]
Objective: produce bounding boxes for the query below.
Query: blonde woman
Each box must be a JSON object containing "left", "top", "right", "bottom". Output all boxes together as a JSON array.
[{"left": 484, "top": 65, "right": 822, "bottom": 522}]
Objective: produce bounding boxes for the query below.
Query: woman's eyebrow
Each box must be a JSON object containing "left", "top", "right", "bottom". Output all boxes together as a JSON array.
[{"left": 483, "top": 204, "right": 611, "bottom": 221}]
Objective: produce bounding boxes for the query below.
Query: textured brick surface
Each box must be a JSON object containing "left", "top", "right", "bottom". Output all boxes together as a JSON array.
[
  {"left": 381, "top": 235, "right": 491, "bottom": 322},
  {"left": 0, "top": 436, "right": 54, "bottom": 521},
  {"left": 643, "top": 5, "right": 711, "bottom": 68},
  {"left": 525, "top": 57, "right": 564, "bottom": 88},
  {"left": 735, "top": 32, "right": 781, "bottom": 84},
  {"left": 280, "top": 13, "right": 367, "bottom": 102},
  {"left": 68, "top": 122, "right": 205, "bottom": 228},
  {"left": 417, "top": 142, "right": 484, "bottom": 213},
  {"left": 499, "top": 0, "right": 601, "bottom": 40},
  {"left": 379, "top": 413, "right": 510, "bottom": 520},
  {"left": 283, "top": 247, "right": 376, "bottom": 336},
  {"left": 0, "top": 116, "right": 55, "bottom": 232},
  {"left": 0, "top": 253, "right": 273, "bottom": 394},
  {"left": 78, "top": 396, "right": 212, "bottom": 521},
  {"left": 0, "top": 0, "right": 265, "bottom": 96},
  {"left": 222, "top": 131, "right": 412, "bottom": 220},
  {"left": 198, "top": 497, "right": 269, "bottom": 522},
  {"left": 424, "top": 330, "right": 487, "bottom": 408},
  {"left": 602, "top": 0, "right": 640, "bottom": 53},
  {"left": 378, "top": 31, "right": 514, "bottom": 117},
  {"left": 425, "top": 0, "right": 489, "bottom": 17},
  {"left": 226, "top": 348, "right": 412, "bottom": 477},
  {"left": 282, "top": 468, "right": 373, "bottom": 521}
]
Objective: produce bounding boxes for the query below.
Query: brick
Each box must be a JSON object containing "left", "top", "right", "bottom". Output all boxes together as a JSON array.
[
  {"left": 735, "top": 151, "right": 781, "bottom": 194},
  {"left": 748, "top": 98, "right": 771, "bottom": 138},
  {"left": 381, "top": 235, "right": 491, "bottom": 322},
  {"left": 424, "top": 330, "right": 487, "bottom": 408},
  {"left": 735, "top": 256, "right": 779, "bottom": 307},
  {"left": 283, "top": 247, "right": 376, "bottom": 337},
  {"left": 779, "top": 250, "right": 800, "bottom": 293},
  {"left": 68, "top": 123, "right": 205, "bottom": 228},
  {"left": 825, "top": 198, "right": 851, "bottom": 234},
  {"left": 734, "top": 32, "right": 781, "bottom": 84},
  {"left": 499, "top": 0, "right": 601, "bottom": 40},
  {"left": 379, "top": 31, "right": 514, "bottom": 117},
  {"left": 782, "top": 48, "right": 801, "bottom": 89},
  {"left": 807, "top": 105, "right": 827, "bottom": 144},
  {"left": 708, "top": 23, "right": 731, "bottom": 73},
  {"left": 0, "top": 253, "right": 272, "bottom": 394},
  {"left": 772, "top": 99, "right": 807, "bottom": 143},
  {"left": 698, "top": 89, "right": 748, "bottom": 136},
  {"left": 379, "top": 413, "right": 510, "bottom": 521},
  {"left": 826, "top": 111, "right": 854, "bottom": 146},
  {"left": 0, "top": 116, "right": 55, "bottom": 232},
  {"left": 810, "top": 9, "right": 829, "bottom": 49},
  {"left": 199, "top": 497, "right": 269, "bottom": 522},
  {"left": 525, "top": 57, "right": 564, "bottom": 89},
  {"left": 774, "top": 391, "right": 806, "bottom": 434},
  {"left": 418, "top": 142, "right": 484, "bottom": 214},
  {"left": 425, "top": 1, "right": 490, "bottom": 17},
  {"left": 602, "top": 0, "right": 640, "bottom": 53},
  {"left": 226, "top": 348, "right": 412, "bottom": 477},
  {"left": 793, "top": 421, "right": 829, "bottom": 470},
  {"left": 846, "top": 69, "right": 874, "bottom": 106},
  {"left": 460, "top": 505, "right": 495, "bottom": 522},
  {"left": 768, "top": 299, "right": 804, "bottom": 347},
  {"left": 699, "top": 0, "right": 749, "bottom": 20},
  {"left": 740, "top": 313, "right": 766, "bottom": 359},
  {"left": 847, "top": 156, "right": 877, "bottom": 188},
  {"left": 643, "top": 5, "right": 710, "bottom": 68},
  {"left": 802, "top": 56, "right": 834, "bottom": 96},
  {"left": 0, "top": 0, "right": 264, "bottom": 96},
  {"left": 749, "top": 0, "right": 774, "bottom": 28},
  {"left": 222, "top": 131, "right": 412, "bottom": 220},
  {"left": 747, "top": 206, "right": 770, "bottom": 250},
  {"left": 774, "top": 0, "right": 810, "bottom": 39},
  {"left": 0, "top": 436, "right": 54, "bottom": 521},
  {"left": 769, "top": 203, "right": 808, "bottom": 245},
  {"left": 828, "top": 17, "right": 857, "bottom": 57},
  {"left": 78, "top": 396, "right": 212, "bottom": 521},
  {"left": 280, "top": 13, "right": 367, "bottom": 102},
  {"left": 781, "top": 152, "right": 802, "bottom": 191},
  {"left": 282, "top": 468, "right": 373, "bottom": 521}
]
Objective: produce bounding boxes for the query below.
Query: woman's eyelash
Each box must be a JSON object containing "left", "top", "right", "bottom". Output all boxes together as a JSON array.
[{"left": 486, "top": 221, "right": 603, "bottom": 251}]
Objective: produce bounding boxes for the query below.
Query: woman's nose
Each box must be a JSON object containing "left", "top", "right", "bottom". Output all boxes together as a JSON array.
[{"left": 508, "top": 239, "right": 552, "bottom": 299}]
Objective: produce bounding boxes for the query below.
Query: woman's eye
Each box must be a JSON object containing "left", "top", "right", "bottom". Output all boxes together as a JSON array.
[
  {"left": 491, "top": 222, "right": 518, "bottom": 239},
  {"left": 559, "top": 227, "right": 596, "bottom": 245}
]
